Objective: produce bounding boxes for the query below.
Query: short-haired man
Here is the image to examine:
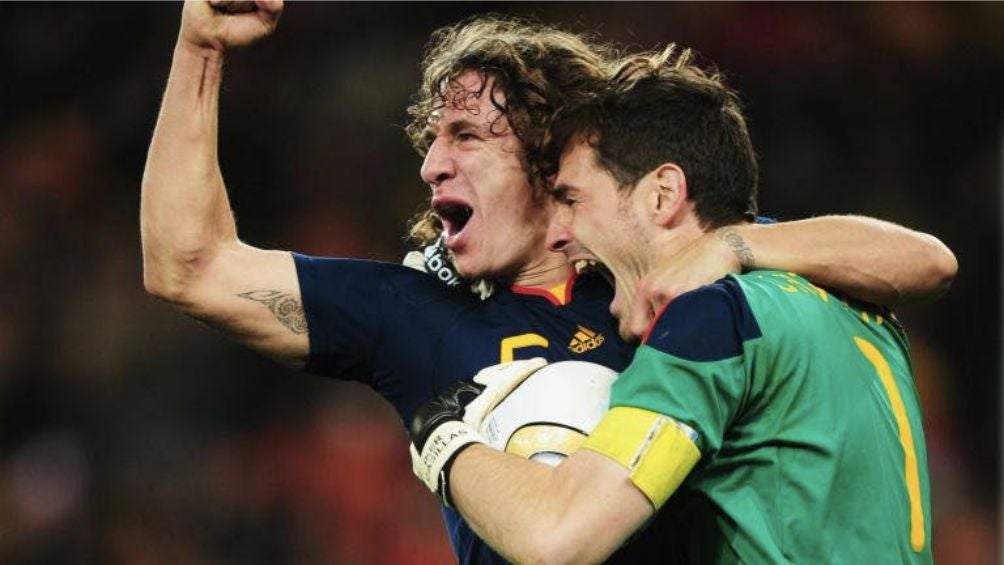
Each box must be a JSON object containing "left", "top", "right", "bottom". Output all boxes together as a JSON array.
[
  {"left": 143, "top": 2, "right": 951, "bottom": 563},
  {"left": 410, "top": 46, "right": 937, "bottom": 564}
]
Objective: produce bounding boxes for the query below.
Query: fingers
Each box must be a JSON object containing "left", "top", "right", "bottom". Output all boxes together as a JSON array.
[
  {"left": 471, "top": 358, "right": 547, "bottom": 386},
  {"left": 208, "top": 0, "right": 257, "bottom": 13},
  {"left": 207, "top": 0, "right": 282, "bottom": 27},
  {"left": 208, "top": 0, "right": 282, "bottom": 16},
  {"left": 182, "top": 0, "right": 282, "bottom": 51},
  {"left": 626, "top": 293, "right": 655, "bottom": 341},
  {"left": 207, "top": 0, "right": 281, "bottom": 14},
  {"left": 465, "top": 358, "right": 547, "bottom": 428},
  {"left": 625, "top": 291, "right": 658, "bottom": 341},
  {"left": 255, "top": 0, "right": 284, "bottom": 15},
  {"left": 626, "top": 276, "right": 675, "bottom": 341}
]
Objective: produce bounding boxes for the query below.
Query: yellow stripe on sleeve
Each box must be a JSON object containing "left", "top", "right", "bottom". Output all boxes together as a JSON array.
[{"left": 582, "top": 406, "right": 701, "bottom": 509}]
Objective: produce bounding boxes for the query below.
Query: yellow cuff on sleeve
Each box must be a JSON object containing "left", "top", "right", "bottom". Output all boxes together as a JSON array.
[{"left": 582, "top": 406, "right": 701, "bottom": 509}]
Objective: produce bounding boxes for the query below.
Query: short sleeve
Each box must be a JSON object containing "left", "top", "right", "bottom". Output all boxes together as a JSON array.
[
  {"left": 610, "top": 278, "right": 762, "bottom": 456},
  {"left": 293, "top": 254, "right": 388, "bottom": 382}
]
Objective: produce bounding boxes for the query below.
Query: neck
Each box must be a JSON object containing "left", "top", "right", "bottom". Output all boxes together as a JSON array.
[
  {"left": 512, "top": 254, "right": 575, "bottom": 288},
  {"left": 655, "top": 208, "right": 709, "bottom": 261}
]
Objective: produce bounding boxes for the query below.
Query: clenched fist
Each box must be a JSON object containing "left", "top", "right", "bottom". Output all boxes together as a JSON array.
[{"left": 180, "top": 0, "right": 283, "bottom": 53}]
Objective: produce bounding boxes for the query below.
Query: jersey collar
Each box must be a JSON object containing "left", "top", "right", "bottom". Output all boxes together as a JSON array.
[{"left": 510, "top": 272, "right": 579, "bottom": 306}]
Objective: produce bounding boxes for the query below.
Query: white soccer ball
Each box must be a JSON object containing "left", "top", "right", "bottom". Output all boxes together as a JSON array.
[{"left": 480, "top": 360, "right": 617, "bottom": 466}]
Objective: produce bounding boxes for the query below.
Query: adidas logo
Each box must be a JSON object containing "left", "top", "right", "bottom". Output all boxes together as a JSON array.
[{"left": 568, "top": 325, "right": 605, "bottom": 354}]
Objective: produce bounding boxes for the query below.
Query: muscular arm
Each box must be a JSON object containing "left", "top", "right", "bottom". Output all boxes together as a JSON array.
[
  {"left": 627, "top": 214, "right": 956, "bottom": 339},
  {"left": 737, "top": 215, "right": 957, "bottom": 305},
  {"left": 140, "top": 1, "right": 307, "bottom": 368},
  {"left": 451, "top": 446, "right": 652, "bottom": 565},
  {"left": 411, "top": 362, "right": 702, "bottom": 562}
]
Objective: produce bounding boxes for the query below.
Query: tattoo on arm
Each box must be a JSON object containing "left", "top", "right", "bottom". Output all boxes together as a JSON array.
[
  {"left": 718, "top": 227, "right": 756, "bottom": 271},
  {"left": 238, "top": 290, "right": 308, "bottom": 335}
]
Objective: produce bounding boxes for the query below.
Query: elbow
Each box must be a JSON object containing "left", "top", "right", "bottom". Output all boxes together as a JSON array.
[
  {"left": 868, "top": 233, "right": 957, "bottom": 306},
  {"left": 520, "top": 539, "right": 578, "bottom": 565},
  {"left": 908, "top": 234, "right": 958, "bottom": 302},
  {"left": 140, "top": 220, "right": 233, "bottom": 303},
  {"left": 927, "top": 236, "right": 958, "bottom": 297},
  {"left": 141, "top": 230, "right": 230, "bottom": 306},
  {"left": 141, "top": 248, "right": 207, "bottom": 308},
  {"left": 142, "top": 267, "right": 182, "bottom": 302},
  {"left": 143, "top": 262, "right": 194, "bottom": 306},
  {"left": 519, "top": 524, "right": 609, "bottom": 565}
]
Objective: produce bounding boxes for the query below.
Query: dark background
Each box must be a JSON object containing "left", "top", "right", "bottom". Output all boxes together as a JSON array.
[{"left": 1, "top": 2, "right": 1000, "bottom": 563}]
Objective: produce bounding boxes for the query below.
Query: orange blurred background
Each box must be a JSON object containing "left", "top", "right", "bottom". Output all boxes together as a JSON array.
[{"left": 0, "top": 3, "right": 1000, "bottom": 563}]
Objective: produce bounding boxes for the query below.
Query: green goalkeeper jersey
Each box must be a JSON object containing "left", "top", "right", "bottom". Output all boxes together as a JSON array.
[{"left": 593, "top": 270, "right": 931, "bottom": 563}]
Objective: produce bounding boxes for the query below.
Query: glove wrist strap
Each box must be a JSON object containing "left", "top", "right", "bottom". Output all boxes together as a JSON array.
[{"left": 416, "top": 420, "right": 484, "bottom": 507}]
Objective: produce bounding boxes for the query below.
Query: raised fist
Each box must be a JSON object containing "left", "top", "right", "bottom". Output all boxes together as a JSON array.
[{"left": 179, "top": 0, "right": 283, "bottom": 52}]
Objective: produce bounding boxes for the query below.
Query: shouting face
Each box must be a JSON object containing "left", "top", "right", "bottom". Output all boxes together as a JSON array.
[
  {"left": 420, "top": 71, "right": 568, "bottom": 285},
  {"left": 548, "top": 138, "right": 655, "bottom": 340}
]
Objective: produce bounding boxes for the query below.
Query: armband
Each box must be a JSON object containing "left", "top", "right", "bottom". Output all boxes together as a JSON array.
[{"left": 583, "top": 406, "right": 701, "bottom": 509}]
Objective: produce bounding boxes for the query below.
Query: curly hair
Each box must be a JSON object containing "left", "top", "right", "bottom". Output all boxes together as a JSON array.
[
  {"left": 405, "top": 15, "right": 617, "bottom": 246},
  {"left": 548, "top": 44, "right": 759, "bottom": 229}
]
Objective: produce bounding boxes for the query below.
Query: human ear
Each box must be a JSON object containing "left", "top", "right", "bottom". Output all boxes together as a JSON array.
[{"left": 649, "top": 163, "right": 687, "bottom": 227}]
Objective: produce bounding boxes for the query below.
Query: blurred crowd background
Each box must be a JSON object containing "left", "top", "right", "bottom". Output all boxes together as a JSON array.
[{"left": 1, "top": 3, "right": 1001, "bottom": 564}]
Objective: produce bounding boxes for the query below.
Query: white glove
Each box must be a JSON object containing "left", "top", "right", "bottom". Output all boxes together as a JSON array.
[{"left": 463, "top": 358, "right": 548, "bottom": 428}]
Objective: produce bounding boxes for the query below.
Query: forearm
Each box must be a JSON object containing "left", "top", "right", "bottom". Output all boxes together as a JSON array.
[
  {"left": 451, "top": 446, "right": 564, "bottom": 563},
  {"left": 738, "top": 215, "right": 957, "bottom": 305},
  {"left": 451, "top": 446, "right": 646, "bottom": 564},
  {"left": 141, "top": 40, "right": 237, "bottom": 299}
]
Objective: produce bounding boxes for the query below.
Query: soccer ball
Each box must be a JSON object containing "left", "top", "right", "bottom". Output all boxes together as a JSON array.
[{"left": 480, "top": 361, "right": 617, "bottom": 466}]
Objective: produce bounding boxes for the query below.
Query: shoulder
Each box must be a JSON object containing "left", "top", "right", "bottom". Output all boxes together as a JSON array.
[
  {"left": 293, "top": 253, "right": 478, "bottom": 307},
  {"left": 643, "top": 277, "right": 762, "bottom": 362},
  {"left": 293, "top": 253, "right": 423, "bottom": 282}
]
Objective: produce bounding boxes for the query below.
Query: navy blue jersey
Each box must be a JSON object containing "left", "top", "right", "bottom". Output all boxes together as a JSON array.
[{"left": 294, "top": 254, "right": 634, "bottom": 564}]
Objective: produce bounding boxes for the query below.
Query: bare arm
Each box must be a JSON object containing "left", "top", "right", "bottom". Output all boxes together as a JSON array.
[
  {"left": 626, "top": 215, "right": 957, "bottom": 339},
  {"left": 450, "top": 446, "right": 652, "bottom": 565},
  {"left": 409, "top": 362, "right": 697, "bottom": 563},
  {"left": 739, "top": 215, "right": 957, "bottom": 304},
  {"left": 141, "top": 0, "right": 307, "bottom": 368}
]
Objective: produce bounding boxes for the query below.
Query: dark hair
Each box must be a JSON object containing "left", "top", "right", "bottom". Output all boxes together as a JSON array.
[
  {"left": 405, "top": 15, "right": 617, "bottom": 245},
  {"left": 548, "top": 45, "right": 758, "bottom": 228}
]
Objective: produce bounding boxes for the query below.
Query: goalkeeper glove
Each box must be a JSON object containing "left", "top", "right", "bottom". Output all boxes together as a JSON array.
[{"left": 409, "top": 358, "right": 547, "bottom": 506}]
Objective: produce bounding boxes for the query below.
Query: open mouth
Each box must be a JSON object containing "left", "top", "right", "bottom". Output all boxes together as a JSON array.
[
  {"left": 574, "top": 259, "right": 614, "bottom": 286},
  {"left": 434, "top": 202, "right": 474, "bottom": 240}
]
